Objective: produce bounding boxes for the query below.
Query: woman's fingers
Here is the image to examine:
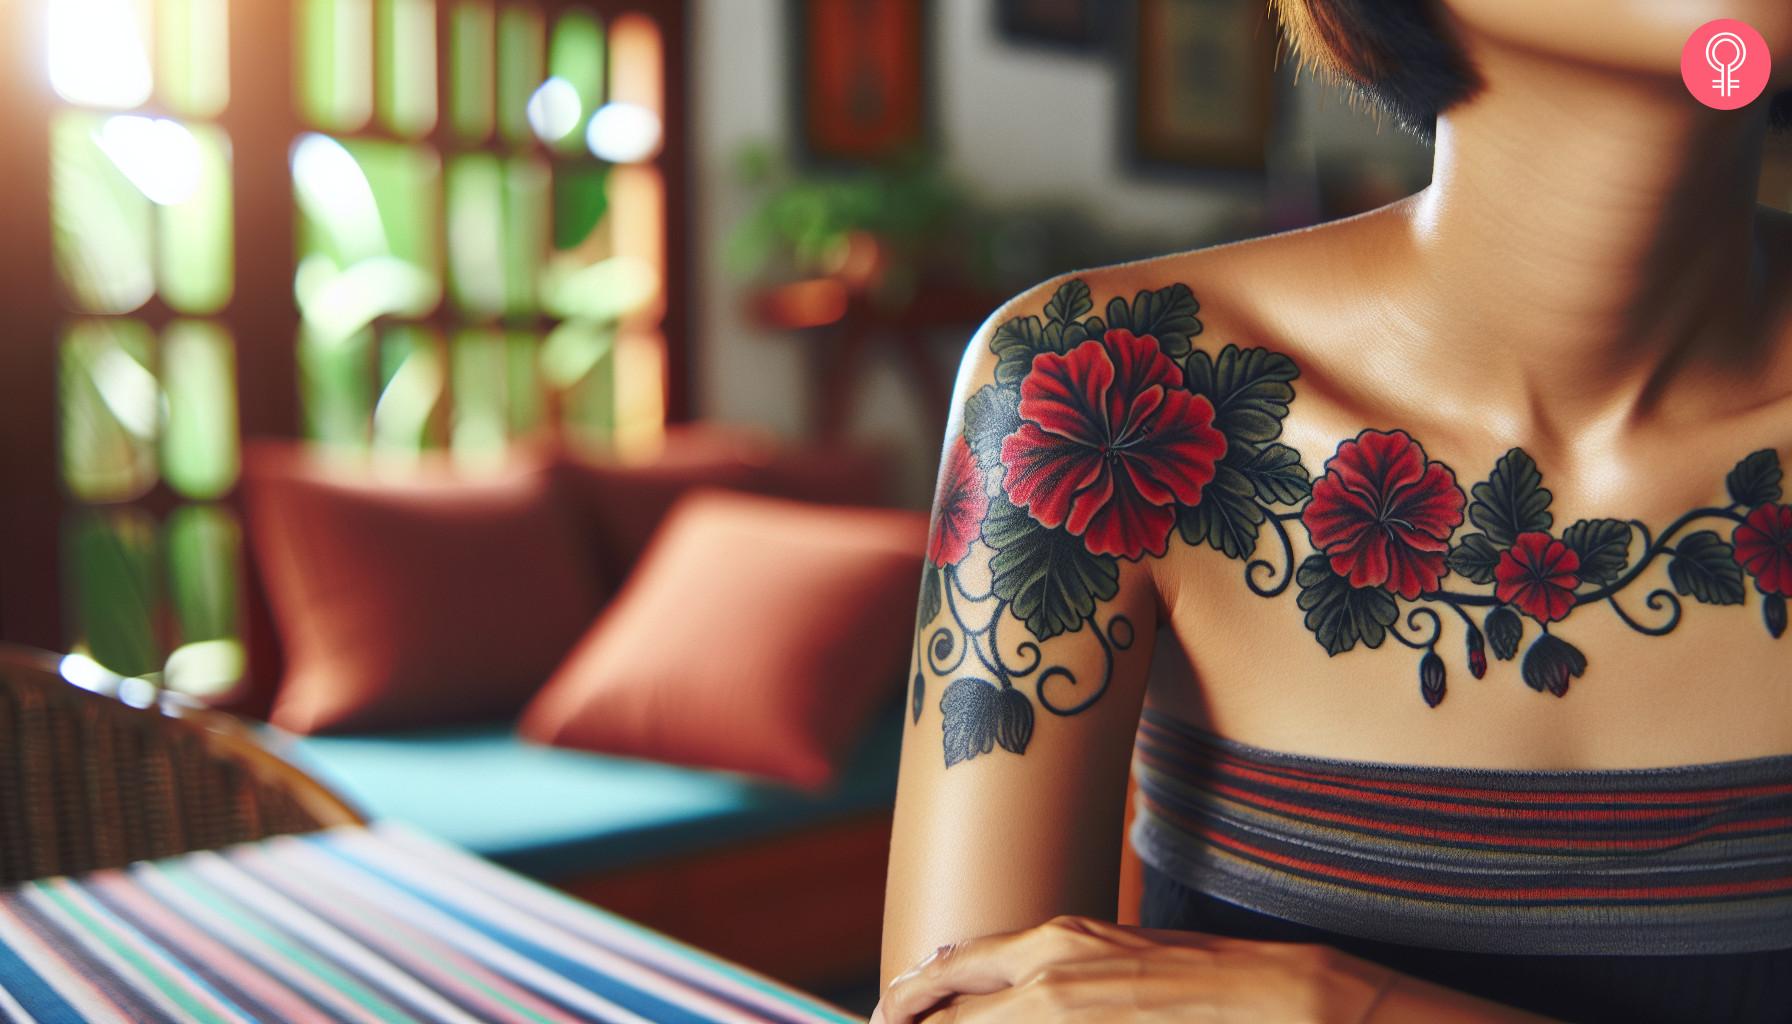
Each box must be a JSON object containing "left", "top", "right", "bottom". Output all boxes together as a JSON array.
[
  {"left": 876, "top": 935, "right": 1024, "bottom": 1024},
  {"left": 875, "top": 917, "right": 1116, "bottom": 1024}
]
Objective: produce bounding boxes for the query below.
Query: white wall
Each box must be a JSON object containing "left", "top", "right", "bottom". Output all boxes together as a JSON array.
[{"left": 689, "top": 0, "right": 1429, "bottom": 500}]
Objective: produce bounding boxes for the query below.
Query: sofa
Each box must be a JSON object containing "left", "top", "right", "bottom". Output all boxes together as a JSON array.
[{"left": 227, "top": 427, "right": 919, "bottom": 990}]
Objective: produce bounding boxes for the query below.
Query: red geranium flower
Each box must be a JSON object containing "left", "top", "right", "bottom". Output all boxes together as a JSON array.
[
  {"left": 1733, "top": 503, "right": 1792, "bottom": 596},
  {"left": 928, "top": 435, "right": 988, "bottom": 567},
  {"left": 1495, "top": 532, "right": 1581, "bottom": 623},
  {"left": 999, "top": 330, "right": 1226, "bottom": 560},
  {"left": 1301, "top": 429, "right": 1465, "bottom": 599}
]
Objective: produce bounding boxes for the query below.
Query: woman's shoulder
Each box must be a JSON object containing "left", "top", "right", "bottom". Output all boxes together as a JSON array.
[{"left": 970, "top": 205, "right": 1400, "bottom": 381}]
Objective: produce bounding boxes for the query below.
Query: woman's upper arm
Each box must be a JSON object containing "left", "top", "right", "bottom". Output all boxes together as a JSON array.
[{"left": 880, "top": 276, "right": 1182, "bottom": 983}]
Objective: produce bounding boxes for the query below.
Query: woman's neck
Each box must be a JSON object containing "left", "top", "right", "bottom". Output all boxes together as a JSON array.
[{"left": 1386, "top": 36, "right": 1776, "bottom": 438}]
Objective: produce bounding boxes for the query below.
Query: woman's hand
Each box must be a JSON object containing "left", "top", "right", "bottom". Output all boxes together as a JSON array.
[{"left": 871, "top": 915, "right": 1397, "bottom": 1024}]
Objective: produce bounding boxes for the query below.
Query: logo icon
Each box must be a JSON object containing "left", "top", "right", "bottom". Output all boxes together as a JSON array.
[{"left": 1682, "top": 19, "right": 1770, "bottom": 110}]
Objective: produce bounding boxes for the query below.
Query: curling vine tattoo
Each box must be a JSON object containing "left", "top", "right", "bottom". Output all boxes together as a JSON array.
[{"left": 917, "top": 277, "right": 1792, "bottom": 767}]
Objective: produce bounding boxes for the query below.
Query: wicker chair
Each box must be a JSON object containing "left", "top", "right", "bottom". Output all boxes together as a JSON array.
[{"left": 0, "top": 644, "right": 364, "bottom": 885}]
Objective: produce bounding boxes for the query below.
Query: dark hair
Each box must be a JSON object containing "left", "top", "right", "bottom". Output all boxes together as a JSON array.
[{"left": 1272, "top": 0, "right": 1792, "bottom": 140}]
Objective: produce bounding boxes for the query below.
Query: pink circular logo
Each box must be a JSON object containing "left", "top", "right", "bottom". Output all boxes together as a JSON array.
[{"left": 1682, "top": 19, "right": 1770, "bottom": 110}]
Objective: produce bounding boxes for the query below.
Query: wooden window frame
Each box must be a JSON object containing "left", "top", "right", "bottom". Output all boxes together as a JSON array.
[{"left": 0, "top": 0, "right": 690, "bottom": 656}]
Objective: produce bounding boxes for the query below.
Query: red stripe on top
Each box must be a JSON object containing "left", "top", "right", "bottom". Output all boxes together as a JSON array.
[
  {"left": 1202, "top": 826, "right": 1792, "bottom": 902},
  {"left": 1150, "top": 776, "right": 1792, "bottom": 852},
  {"left": 1179, "top": 755, "right": 1757, "bottom": 823}
]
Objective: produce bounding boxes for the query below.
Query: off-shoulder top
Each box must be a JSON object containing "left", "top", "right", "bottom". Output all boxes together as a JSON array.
[{"left": 1130, "top": 709, "right": 1792, "bottom": 1023}]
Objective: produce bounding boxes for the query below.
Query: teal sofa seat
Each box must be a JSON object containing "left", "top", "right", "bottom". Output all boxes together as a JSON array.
[{"left": 274, "top": 712, "right": 902, "bottom": 880}]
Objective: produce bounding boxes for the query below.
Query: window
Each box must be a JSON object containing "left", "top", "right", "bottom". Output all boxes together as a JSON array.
[
  {"left": 293, "top": 0, "right": 670, "bottom": 463},
  {"left": 4, "top": 0, "right": 684, "bottom": 691},
  {"left": 48, "top": 0, "right": 243, "bottom": 693}
]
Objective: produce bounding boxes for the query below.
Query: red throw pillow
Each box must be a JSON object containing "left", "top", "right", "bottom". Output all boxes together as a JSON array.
[
  {"left": 552, "top": 425, "right": 897, "bottom": 583},
  {"left": 518, "top": 489, "right": 926, "bottom": 789},
  {"left": 243, "top": 444, "right": 604, "bottom": 733}
]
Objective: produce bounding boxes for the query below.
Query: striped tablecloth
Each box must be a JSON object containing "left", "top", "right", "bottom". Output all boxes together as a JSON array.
[{"left": 0, "top": 824, "right": 859, "bottom": 1024}]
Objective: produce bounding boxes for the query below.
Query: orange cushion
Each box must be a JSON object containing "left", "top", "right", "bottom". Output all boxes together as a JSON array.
[
  {"left": 518, "top": 490, "right": 925, "bottom": 789},
  {"left": 244, "top": 445, "right": 604, "bottom": 734},
  {"left": 552, "top": 425, "right": 896, "bottom": 583}
]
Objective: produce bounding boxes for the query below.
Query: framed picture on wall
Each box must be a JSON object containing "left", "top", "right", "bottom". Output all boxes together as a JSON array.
[
  {"left": 996, "top": 0, "right": 1107, "bottom": 52},
  {"left": 791, "top": 0, "right": 931, "bottom": 165},
  {"left": 1128, "top": 0, "right": 1278, "bottom": 173}
]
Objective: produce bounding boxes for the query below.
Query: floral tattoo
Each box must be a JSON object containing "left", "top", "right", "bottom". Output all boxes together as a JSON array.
[{"left": 916, "top": 278, "right": 1792, "bottom": 767}]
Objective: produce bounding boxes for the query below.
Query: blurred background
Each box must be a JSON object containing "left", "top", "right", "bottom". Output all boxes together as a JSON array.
[
  {"left": 3, "top": 0, "right": 1790, "bottom": 1006},
  {"left": 0, "top": 0, "right": 1455, "bottom": 689}
]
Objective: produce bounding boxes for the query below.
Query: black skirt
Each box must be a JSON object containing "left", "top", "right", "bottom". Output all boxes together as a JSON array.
[{"left": 1142, "top": 859, "right": 1792, "bottom": 1023}]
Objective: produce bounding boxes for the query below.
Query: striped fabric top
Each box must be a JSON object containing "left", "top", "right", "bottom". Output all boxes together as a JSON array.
[
  {"left": 0, "top": 823, "right": 856, "bottom": 1024},
  {"left": 1131, "top": 710, "right": 1792, "bottom": 956}
]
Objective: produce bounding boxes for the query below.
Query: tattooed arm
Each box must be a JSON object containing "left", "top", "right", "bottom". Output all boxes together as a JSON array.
[{"left": 880, "top": 276, "right": 1207, "bottom": 982}]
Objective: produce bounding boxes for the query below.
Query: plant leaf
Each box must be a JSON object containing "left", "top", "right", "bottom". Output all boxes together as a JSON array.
[
  {"left": 917, "top": 565, "right": 943, "bottom": 631},
  {"left": 912, "top": 671, "right": 925, "bottom": 724},
  {"left": 1726, "top": 449, "right": 1784, "bottom": 508},
  {"left": 1042, "top": 278, "right": 1093, "bottom": 325},
  {"left": 1468, "top": 448, "right": 1553, "bottom": 547},
  {"left": 1561, "top": 518, "right": 1631, "bottom": 586},
  {"left": 1105, "top": 296, "right": 1131, "bottom": 333},
  {"left": 963, "top": 386, "right": 1020, "bottom": 469},
  {"left": 1183, "top": 345, "right": 1299, "bottom": 446},
  {"left": 995, "top": 686, "right": 1034, "bottom": 754},
  {"left": 1176, "top": 461, "right": 1263, "bottom": 559},
  {"left": 989, "top": 313, "right": 1068, "bottom": 387},
  {"left": 1295, "top": 554, "right": 1398, "bottom": 655},
  {"left": 1238, "top": 442, "right": 1311, "bottom": 505},
  {"left": 1126, "top": 283, "right": 1202, "bottom": 358},
  {"left": 984, "top": 496, "right": 1120, "bottom": 640},
  {"left": 1445, "top": 533, "right": 1502, "bottom": 585},
  {"left": 1484, "top": 606, "right": 1524, "bottom": 660},
  {"left": 1667, "top": 530, "right": 1746, "bottom": 606},
  {"left": 941, "top": 679, "right": 1001, "bottom": 767}
]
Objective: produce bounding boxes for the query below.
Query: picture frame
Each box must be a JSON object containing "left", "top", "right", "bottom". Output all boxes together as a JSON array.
[
  {"left": 790, "top": 0, "right": 932, "bottom": 166},
  {"left": 995, "top": 0, "right": 1108, "bottom": 53},
  {"left": 1127, "top": 0, "right": 1278, "bottom": 174}
]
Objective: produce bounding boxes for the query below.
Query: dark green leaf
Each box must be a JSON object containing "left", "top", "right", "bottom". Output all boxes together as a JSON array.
[
  {"left": 912, "top": 671, "right": 925, "bottom": 723},
  {"left": 984, "top": 497, "right": 1120, "bottom": 640},
  {"left": 1484, "top": 606, "right": 1524, "bottom": 660},
  {"left": 1521, "top": 633, "right": 1586, "bottom": 697},
  {"left": 1445, "top": 533, "right": 1502, "bottom": 585},
  {"left": 1175, "top": 462, "right": 1263, "bottom": 560},
  {"left": 1766, "top": 594, "right": 1787, "bottom": 638},
  {"left": 1105, "top": 296, "right": 1132, "bottom": 333},
  {"left": 1667, "top": 530, "right": 1745, "bottom": 605},
  {"left": 940, "top": 679, "right": 1034, "bottom": 766},
  {"left": 962, "top": 386, "right": 1019, "bottom": 470},
  {"left": 990, "top": 315, "right": 1045, "bottom": 387},
  {"left": 1726, "top": 449, "right": 1784, "bottom": 508},
  {"left": 1042, "top": 278, "right": 1093, "bottom": 325},
  {"left": 1295, "top": 555, "right": 1398, "bottom": 655},
  {"left": 1468, "top": 448, "right": 1552, "bottom": 547},
  {"left": 990, "top": 313, "right": 1093, "bottom": 387},
  {"left": 1562, "top": 518, "right": 1631, "bottom": 586},
  {"left": 942, "top": 679, "right": 1000, "bottom": 766},
  {"left": 1183, "top": 345, "right": 1299, "bottom": 445},
  {"left": 995, "top": 686, "right": 1034, "bottom": 754},
  {"left": 1125, "top": 283, "right": 1202, "bottom": 357},
  {"left": 917, "top": 565, "right": 943, "bottom": 630},
  {"left": 1238, "top": 442, "right": 1311, "bottom": 505}
]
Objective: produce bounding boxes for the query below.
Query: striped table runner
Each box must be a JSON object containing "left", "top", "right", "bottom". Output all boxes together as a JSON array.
[{"left": 0, "top": 823, "right": 859, "bottom": 1024}]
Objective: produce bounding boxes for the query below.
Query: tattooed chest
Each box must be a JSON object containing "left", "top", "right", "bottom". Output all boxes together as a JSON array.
[{"left": 917, "top": 277, "right": 1792, "bottom": 767}]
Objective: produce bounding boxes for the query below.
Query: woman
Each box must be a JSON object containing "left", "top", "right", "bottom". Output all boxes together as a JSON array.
[{"left": 877, "top": 1, "right": 1792, "bottom": 1021}]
